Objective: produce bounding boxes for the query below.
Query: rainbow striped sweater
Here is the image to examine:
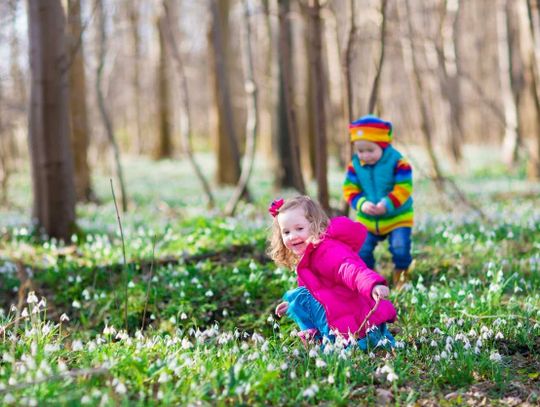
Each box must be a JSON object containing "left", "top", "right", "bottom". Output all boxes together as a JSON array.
[{"left": 343, "top": 145, "right": 413, "bottom": 235}]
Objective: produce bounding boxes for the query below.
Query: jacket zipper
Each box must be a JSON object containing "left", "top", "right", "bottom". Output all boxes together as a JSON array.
[{"left": 369, "top": 166, "right": 380, "bottom": 234}]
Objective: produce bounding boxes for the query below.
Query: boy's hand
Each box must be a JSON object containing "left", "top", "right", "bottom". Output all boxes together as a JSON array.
[
  {"left": 361, "top": 201, "right": 378, "bottom": 215},
  {"left": 372, "top": 284, "right": 389, "bottom": 300},
  {"left": 374, "top": 201, "right": 387, "bottom": 215},
  {"left": 275, "top": 301, "right": 289, "bottom": 318}
]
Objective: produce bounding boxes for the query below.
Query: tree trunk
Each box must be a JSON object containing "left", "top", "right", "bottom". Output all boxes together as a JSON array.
[
  {"left": 276, "top": 0, "right": 305, "bottom": 193},
  {"left": 155, "top": 13, "right": 173, "bottom": 160},
  {"left": 95, "top": 0, "right": 128, "bottom": 212},
  {"left": 67, "top": 0, "right": 95, "bottom": 202},
  {"left": 367, "top": 0, "right": 388, "bottom": 115},
  {"left": 225, "top": 0, "right": 259, "bottom": 216},
  {"left": 27, "top": 0, "right": 76, "bottom": 240},
  {"left": 208, "top": 0, "right": 241, "bottom": 186},
  {"left": 497, "top": 0, "right": 522, "bottom": 168},
  {"left": 305, "top": 0, "right": 329, "bottom": 212},
  {"left": 127, "top": 0, "right": 143, "bottom": 154},
  {"left": 161, "top": 0, "right": 215, "bottom": 208}
]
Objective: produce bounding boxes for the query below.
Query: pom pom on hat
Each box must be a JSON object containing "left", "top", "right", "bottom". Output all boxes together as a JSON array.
[{"left": 349, "top": 115, "right": 392, "bottom": 148}]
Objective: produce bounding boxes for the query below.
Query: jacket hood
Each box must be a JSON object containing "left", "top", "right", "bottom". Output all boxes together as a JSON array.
[{"left": 324, "top": 217, "right": 367, "bottom": 252}]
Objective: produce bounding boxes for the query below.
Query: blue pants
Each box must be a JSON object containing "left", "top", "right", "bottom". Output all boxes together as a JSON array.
[
  {"left": 283, "top": 287, "right": 395, "bottom": 350},
  {"left": 359, "top": 227, "right": 412, "bottom": 270}
]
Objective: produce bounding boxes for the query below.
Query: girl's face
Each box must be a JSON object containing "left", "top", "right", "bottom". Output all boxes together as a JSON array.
[
  {"left": 354, "top": 140, "right": 383, "bottom": 165},
  {"left": 277, "top": 206, "right": 312, "bottom": 257}
]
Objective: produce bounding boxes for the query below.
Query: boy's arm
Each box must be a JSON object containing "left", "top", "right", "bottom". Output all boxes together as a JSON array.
[
  {"left": 343, "top": 163, "right": 367, "bottom": 212},
  {"left": 381, "top": 157, "right": 413, "bottom": 212}
]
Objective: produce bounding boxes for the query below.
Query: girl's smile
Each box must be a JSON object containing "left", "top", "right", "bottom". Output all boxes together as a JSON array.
[{"left": 277, "top": 207, "right": 312, "bottom": 256}]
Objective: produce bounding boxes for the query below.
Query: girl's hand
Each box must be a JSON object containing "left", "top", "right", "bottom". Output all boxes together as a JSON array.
[
  {"left": 275, "top": 301, "right": 289, "bottom": 317},
  {"left": 375, "top": 201, "right": 387, "bottom": 215},
  {"left": 372, "top": 284, "right": 389, "bottom": 300}
]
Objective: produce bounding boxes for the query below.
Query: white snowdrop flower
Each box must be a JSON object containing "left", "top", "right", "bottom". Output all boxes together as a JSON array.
[
  {"left": 434, "top": 355, "right": 440, "bottom": 362},
  {"left": 87, "top": 341, "right": 96, "bottom": 352},
  {"left": 58, "top": 360, "right": 67, "bottom": 372},
  {"left": 464, "top": 342, "right": 471, "bottom": 350},
  {"left": 468, "top": 329, "right": 477, "bottom": 337},
  {"left": 205, "top": 290, "right": 213, "bottom": 297},
  {"left": 267, "top": 364, "right": 276, "bottom": 372},
  {"left": 476, "top": 339, "right": 483, "bottom": 348},
  {"left": 135, "top": 330, "right": 144, "bottom": 340},
  {"left": 474, "top": 347, "right": 481, "bottom": 354},
  {"left": 72, "top": 340, "right": 83, "bottom": 351},
  {"left": 445, "top": 343, "right": 453, "bottom": 353},
  {"left": 369, "top": 352, "right": 376, "bottom": 358},
  {"left": 305, "top": 371, "right": 310, "bottom": 378},
  {"left": 328, "top": 375, "right": 335, "bottom": 384},
  {"left": 8, "top": 377, "right": 16, "bottom": 386},
  {"left": 180, "top": 312, "right": 188, "bottom": 320},
  {"left": 81, "top": 395, "right": 92, "bottom": 405},
  {"left": 169, "top": 316, "right": 176, "bottom": 324},
  {"left": 495, "top": 332, "right": 504, "bottom": 340},
  {"left": 27, "top": 292, "right": 38, "bottom": 304},
  {"left": 446, "top": 336, "right": 454, "bottom": 345},
  {"left": 302, "top": 384, "right": 319, "bottom": 398},
  {"left": 308, "top": 348, "right": 318, "bottom": 358},
  {"left": 421, "top": 328, "right": 428, "bottom": 335},
  {"left": 290, "top": 370, "right": 297, "bottom": 379},
  {"left": 42, "top": 324, "right": 51, "bottom": 335},
  {"left": 10, "top": 305, "right": 17, "bottom": 313},
  {"left": 4, "top": 393, "right": 15, "bottom": 404},
  {"left": 434, "top": 328, "right": 443, "bottom": 335},
  {"left": 115, "top": 381, "right": 127, "bottom": 394},
  {"left": 158, "top": 372, "right": 170, "bottom": 383},
  {"left": 458, "top": 319, "right": 464, "bottom": 326},
  {"left": 72, "top": 300, "right": 81, "bottom": 309},
  {"left": 387, "top": 372, "right": 399, "bottom": 382},
  {"left": 517, "top": 322, "right": 523, "bottom": 328},
  {"left": 37, "top": 298, "right": 46, "bottom": 308},
  {"left": 430, "top": 340, "right": 438, "bottom": 347},
  {"left": 128, "top": 281, "right": 135, "bottom": 288},
  {"left": 411, "top": 296, "right": 418, "bottom": 304},
  {"left": 489, "top": 351, "right": 502, "bottom": 362},
  {"left": 241, "top": 342, "right": 249, "bottom": 351},
  {"left": 21, "top": 308, "right": 29, "bottom": 318},
  {"left": 454, "top": 352, "right": 458, "bottom": 359},
  {"left": 441, "top": 351, "right": 448, "bottom": 359},
  {"left": 267, "top": 315, "right": 274, "bottom": 323},
  {"left": 292, "top": 349, "right": 300, "bottom": 357},
  {"left": 261, "top": 341, "right": 269, "bottom": 352},
  {"left": 273, "top": 323, "right": 280, "bottom": 330},
  {"left": 44, "top": 344, "right": 59, "bottom": 353},
  {"left": 315, "top": 359, "right": 327, "bottom": 368},
  {"left": 280, "top": 362, "right": 288, "bottom": 371},
  {"left": 458, "top": 290, "right": 465, "bottom": 296}
]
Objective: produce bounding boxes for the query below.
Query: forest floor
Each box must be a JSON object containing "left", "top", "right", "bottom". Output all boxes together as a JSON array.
[{"left": 0, "top": 153, "right": 539, "bottom": 405}]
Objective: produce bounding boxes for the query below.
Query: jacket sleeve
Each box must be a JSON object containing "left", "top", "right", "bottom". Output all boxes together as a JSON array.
[
  {"left": 343, "top": 162, "right": 367, "bottom": 212},
  {"left": 381, "top": 157, "right": 412, "bottom": 214},
  {"left": 318, "top": 245, "right": 387, "bottom": 299}
]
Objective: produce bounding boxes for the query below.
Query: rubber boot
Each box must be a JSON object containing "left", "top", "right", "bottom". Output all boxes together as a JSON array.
[{"left": 393, "top": 269, "right": 408, "bottom": 290}]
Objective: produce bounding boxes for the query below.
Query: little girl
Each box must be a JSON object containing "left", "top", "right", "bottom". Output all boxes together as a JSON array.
[{"left": 268, "top": 196, "right": 397, "bottom": 350}]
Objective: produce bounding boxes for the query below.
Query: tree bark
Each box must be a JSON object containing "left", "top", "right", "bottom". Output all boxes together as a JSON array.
[
  {"left": 277, "top": 0, "right": 306, "bottom": 193},
  {"left": 155, "top": 13, "right": 173, "bottom": 160},
  {"left": 367, "top": 0, "right": 388, "bottom": 115},
  {"left": 304, "top": 0, "right": 329, "bottom": 212},
  {"left": 95, "top": 0, "right": 128, "bottom": 212},
  {"left": 208, "top": 0, "right": 241, "bottom": 186},
  {"left": 127, "top": 0, "right": 143, "bottom": 154},
  {"left": 67, "top": 0, "right": 95, "bottom": 202},
  {"left": 225, "top": 0, "right": 259, "bottom": 216},
  {"left": 27, "top": 0, "right": 76, "bottom": 240},
  {"left": 161, "top": 0, "right": 215, "bottom": 208}
]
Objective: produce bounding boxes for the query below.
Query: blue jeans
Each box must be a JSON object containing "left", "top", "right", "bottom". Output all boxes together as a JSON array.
[
  {"left": 283, "top": 287, "right": 395, "bottom": 350},
  {"left": 359, "top": 227, "right": 412, "bottom": 270}
]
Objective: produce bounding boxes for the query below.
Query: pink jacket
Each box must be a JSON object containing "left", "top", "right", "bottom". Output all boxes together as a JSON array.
[{"left": 296, "top": 216, "right": 397, "bottom": 338}]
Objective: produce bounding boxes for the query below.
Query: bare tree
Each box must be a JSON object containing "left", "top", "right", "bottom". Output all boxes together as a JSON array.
[
  {"left": 68, "top": 0, "right": 95, "bottom": 202},
  {"left": 95, "top": 0, "right": 127, "bottom": 212},
  {"left": 155, "top": 12, "right": 173, "bottom": 160},
  {"left": 27, "top": 0, "right": 76, "bottom": 240},
  {"left": 208, "top": 0, "right": 242, "bottom": 186},
  {"left": 367, "top": 0, "right": 388, "bottom": 115},
  {"left": 276, "top": 0, "right": 306, "bottom": 193},
  {"left": 303, "top": 0, "right": 329, "bottom": 211},
  {"left": 161, "top": 0, "right": 215, "bottom": 208},
  {"left": 525, "top": 0, "right": 540, "bottom": 179},
  {"left": 225, "top": 0, "right": 259, "bottom": 216}
]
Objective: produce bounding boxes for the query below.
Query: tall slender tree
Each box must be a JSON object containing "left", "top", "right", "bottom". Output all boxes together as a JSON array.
[
  {"left": 27, "top": 0, "right": 76, "bottom": 240},
  {"left": 68, "top": 0, "right": 95, "bottom": 202}
]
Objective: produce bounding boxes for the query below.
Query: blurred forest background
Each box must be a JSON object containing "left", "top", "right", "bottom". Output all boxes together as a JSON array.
[{"left": 1, "top": 0, "right": 540, "bottom": 239}]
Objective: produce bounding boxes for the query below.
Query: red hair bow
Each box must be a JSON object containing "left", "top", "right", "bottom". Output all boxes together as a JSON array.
[{"left": 268, "top": 198, "right": 284, "bottom": 217}]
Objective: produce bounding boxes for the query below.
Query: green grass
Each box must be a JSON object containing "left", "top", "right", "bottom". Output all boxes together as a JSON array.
[{"left": 0, "top": 154, "right": 539, "bottom": 405}]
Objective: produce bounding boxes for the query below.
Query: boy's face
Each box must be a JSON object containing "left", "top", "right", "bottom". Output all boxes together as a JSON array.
[{"left": 354, "top": 140, "right": 383, "bottom": 165}]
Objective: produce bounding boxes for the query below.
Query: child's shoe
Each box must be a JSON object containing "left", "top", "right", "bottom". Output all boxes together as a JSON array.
[{"left": 393, "top": 269, "right": 408, "bottom": 290}]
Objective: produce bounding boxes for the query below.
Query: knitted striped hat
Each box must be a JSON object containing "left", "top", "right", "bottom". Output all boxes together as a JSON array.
[{"left": 349, "top": 115, "right": 393, "bottom": 148}]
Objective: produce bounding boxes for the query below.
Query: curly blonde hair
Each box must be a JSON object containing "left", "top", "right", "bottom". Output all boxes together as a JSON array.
[{"left": 267, "top": 196, "right": 329, "bottom": 270}]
